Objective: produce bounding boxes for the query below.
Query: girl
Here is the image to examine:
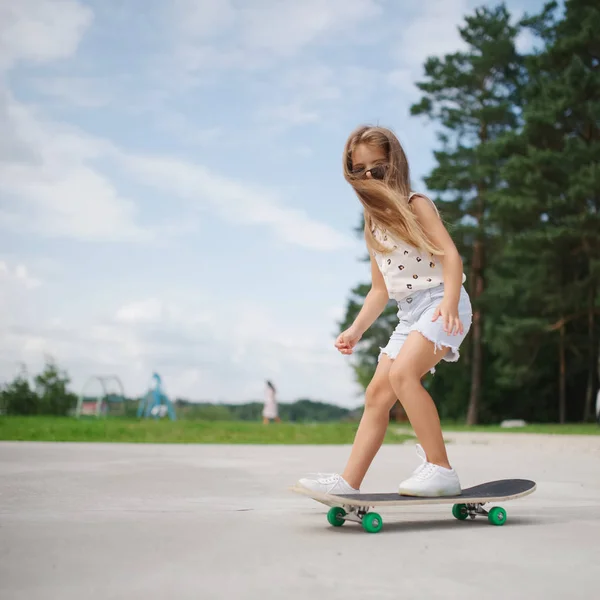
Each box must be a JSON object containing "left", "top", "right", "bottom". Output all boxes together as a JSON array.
[
  {"left": 298, "top": 125, "right": 472, "bottom": 497},
  {"left": 263, "top": 380, "right": 281, "bottom": 424}
]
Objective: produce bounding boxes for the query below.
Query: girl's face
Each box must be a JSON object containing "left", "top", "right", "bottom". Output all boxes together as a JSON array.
[{"left": 351, "top": 143, "right": 388, "bottom": 180}]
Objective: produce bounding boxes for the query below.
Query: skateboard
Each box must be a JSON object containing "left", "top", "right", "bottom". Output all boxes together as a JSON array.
[{"left": 290, "top": 479, "right": 536, "bottom": 533}]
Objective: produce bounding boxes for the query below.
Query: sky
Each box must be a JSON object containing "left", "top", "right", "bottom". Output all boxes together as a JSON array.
[{"left": 0, "top": 0, "right": 547, "bottom": 408}]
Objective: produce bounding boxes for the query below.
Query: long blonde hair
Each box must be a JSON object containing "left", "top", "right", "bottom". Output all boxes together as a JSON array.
[{"left": 343, "top": 125, "right": 443, "bottom": 256}]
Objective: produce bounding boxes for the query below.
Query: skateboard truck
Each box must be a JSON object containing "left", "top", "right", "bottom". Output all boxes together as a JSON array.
[{"left": 467, "top": 503, "right": 489, "bottom": 519}]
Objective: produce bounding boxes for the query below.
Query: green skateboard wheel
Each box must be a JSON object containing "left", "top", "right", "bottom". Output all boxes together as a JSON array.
[
  {"left": 327, "top": 506, "right": 346, "bottom": 527},
  {"left": 488, "top": 506, "right": 507, "bottom": 526},
  {"left": 362, "top": 512, "right": 383, "bottom": 533},
  {"left": 452, "top": 503, "right": 469, "bottom": 520}
]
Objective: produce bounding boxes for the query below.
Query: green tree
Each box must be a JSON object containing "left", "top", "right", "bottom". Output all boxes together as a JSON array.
[
  {"left": 1, "top": 359, "right": 77, "bottom": 416},
  {"left": 0, "top": 368, "right": 38, "bottom": 415},
  {"left": 283, "top": 399, "right": 351, "bottom": 422},
  {"left": 338, "top": 5, "right": 526, "bottom": 423},
  {"left": 489, "top": 0, "right": 600, "bottom": 422},
  {"left": 410, "top": 4, "right": 525, "bottom": 423},
  {"left": 34, "top": 359, "right": 78, "bottom": 416}
]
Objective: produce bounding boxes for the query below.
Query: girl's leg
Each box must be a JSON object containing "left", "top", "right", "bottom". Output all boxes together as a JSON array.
[
  {"left": 341, "top": 355, "right": 398, "bottom": 489},
  {"left": 388, "top": 331, "right": 450, "bottom": 468}
]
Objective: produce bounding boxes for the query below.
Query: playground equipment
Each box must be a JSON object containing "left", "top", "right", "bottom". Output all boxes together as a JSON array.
[
  {"left": 76, "top": 375, "right": 126, "bottom": 418},
  {"left": 137, "top": 372, "right": 176, "bottom": 420}
]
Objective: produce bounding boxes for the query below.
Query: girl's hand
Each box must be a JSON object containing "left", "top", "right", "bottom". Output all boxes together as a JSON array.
[
  {"left": 335, "top": 326, "right": 362, "bottom": 355},
  {"left": 432, "top": 299, "right": 463, "bottom": 335}
]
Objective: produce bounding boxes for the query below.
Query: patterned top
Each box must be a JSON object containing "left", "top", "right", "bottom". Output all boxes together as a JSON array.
[{"left": 371, "top": 193, "right": 465, "bottom": 302}]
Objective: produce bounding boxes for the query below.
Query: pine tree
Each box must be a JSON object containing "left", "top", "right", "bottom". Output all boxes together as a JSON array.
[
  {"left": 410, "top": 4, "right": 524, "bottom": 423},
  {"left": 491, "top": 0, "right": 600, "bottom": 422}
]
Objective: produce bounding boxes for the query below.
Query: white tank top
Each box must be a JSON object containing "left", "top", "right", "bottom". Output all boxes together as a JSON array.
[{"left": 371, "top": 193, "right": 465, "bottom": 301}]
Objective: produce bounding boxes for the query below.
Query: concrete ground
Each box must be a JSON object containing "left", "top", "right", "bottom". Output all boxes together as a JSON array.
[{"left": 1, "top": 434, "right": 599, "bottom": 600}]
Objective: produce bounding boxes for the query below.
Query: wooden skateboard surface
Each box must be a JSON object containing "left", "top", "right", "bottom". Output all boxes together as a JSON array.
[{"left": 291, "top": 478, "right": 536, "bottom": 507}]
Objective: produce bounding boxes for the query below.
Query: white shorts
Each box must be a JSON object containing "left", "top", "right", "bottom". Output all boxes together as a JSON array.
[{"left": 379, "top": 284, "right": 472, "bottom": 373}]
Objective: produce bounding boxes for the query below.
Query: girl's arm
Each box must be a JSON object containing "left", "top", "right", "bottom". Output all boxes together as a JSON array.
[
  {"left": 350, "top": 253, "right": 390, "bottom": 336},
  {"left": 410, "top": 194, "right": 464, "bottom": 333}
]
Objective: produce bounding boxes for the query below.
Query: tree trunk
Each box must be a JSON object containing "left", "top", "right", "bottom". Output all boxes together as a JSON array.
[
  {"left": 466, "top": 252, "right": 484, "bottom": 426},
  {"left": 597, "top": 338, "right": 600, "bottom": 424},
  {"left": 583, "top": 284, "right": 596, "bottom": 421},
  {"left": 466, "top": 194, "right": 485, "bottom": 425},
  {"left": 466, "top": 123, "right": 488, "bottom": 426},
  {"left": 559, "top": 322, "right": 566, "bottom": 424}
]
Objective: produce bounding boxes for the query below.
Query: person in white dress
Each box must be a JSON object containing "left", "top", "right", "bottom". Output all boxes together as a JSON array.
[{"left": 263, "top": 380, "right": 281, "bottom": 424}]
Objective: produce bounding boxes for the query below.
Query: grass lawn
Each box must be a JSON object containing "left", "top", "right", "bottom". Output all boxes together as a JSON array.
[
  {"left": 0, "top": 416, "right": 413, "bottom": 444},
  {"left": 424, "top": 421, "right": 600, "bottom": 435},
  {"left": 439, "top": 422, "right": 600, "bottom": 435},
  {"left": 1, "top": 417, "right": 596, "bottom": 444}
]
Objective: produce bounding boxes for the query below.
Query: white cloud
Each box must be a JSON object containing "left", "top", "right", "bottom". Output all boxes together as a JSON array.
[
  {"left": 116, "top": 299, "right": 166, "bottom": 324},
  {"left": 388, "top": 0, "right": 468, "bottom": 96},
  {"left": 260, "top": 103, "right": 321, "bottom": 127},
  {"left": 173, "top": 0, "right": 236, "bottom": 39},
  {"left": 0, "top": 0, "right": 93, "bottom": 70},
  {"left": 155, "top": 111, "right": 223, "bottom": 146},
  {"left": 387, "top": 68, "right": 414, "bottom": 92},
  {"left": 0, "top": 92, "right": 150, "bottom": 242},
  {"left": 255, "top": 65, "right": 344, "bottom": 129},
  {"left": 1, "top": 294, "right": 363, "bottom": 405},
  {"left": 117, "top": 152, "right": 355, "bottom": 251},
  {"left": 0, "top": 260, "right": 41, "bottom": 290},
  {"left": 30, "top": 76, "right": 113, "bottom": 108},
  {"left": 1, "top": 0, "right": 469, "bottom": 408},
  {"left": 0, "top": 260, "right": 44, "bottom": 382},
  {"left": 1, "top": 87, "right": 352, "bottom": 248},
  {"left": 0, "top": 0, "right": 353, "bottom": 250},
  {"left": 0, "top": 2, "right": 150, "bottom": 243},
  {"left": 237, "top": 0, "right": 382, "bottom": 56},
  {"left": 171, "top": 0, "right": 384, "bottom": 72},
  {"left": 3, "top": 165, "right": 148, "bottom": 242}
]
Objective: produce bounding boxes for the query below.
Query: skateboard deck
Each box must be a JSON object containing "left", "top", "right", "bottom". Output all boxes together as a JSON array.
[{"left": 290, "top": 478, "right": 536, "bottom": 533}]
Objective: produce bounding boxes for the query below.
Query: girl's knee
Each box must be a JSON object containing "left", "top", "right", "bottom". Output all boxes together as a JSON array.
[
  {"left": 388, "top": 361, "right": 420, "bottom": 390},
  {"left": 364, "top": 381, "right": 395, "bottom": 413}
]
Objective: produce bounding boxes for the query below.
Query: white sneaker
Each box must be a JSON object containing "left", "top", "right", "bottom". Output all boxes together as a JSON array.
[
  {"left": 398, "top": 444, "right": 461, "bottom": 497},
  {"left": 297, "top": 473, "right": 359, "bottom": 496}
]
